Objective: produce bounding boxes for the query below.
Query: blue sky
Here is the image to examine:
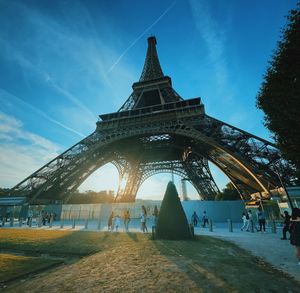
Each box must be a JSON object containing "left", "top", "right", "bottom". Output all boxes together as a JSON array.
[{"left": 0, "top": 0, "right": 297, "bottom": 199}]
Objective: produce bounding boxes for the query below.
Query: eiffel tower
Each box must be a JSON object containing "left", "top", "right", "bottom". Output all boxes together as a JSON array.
[{"left": 9, "top": 36, "right": 296, "bottom": 203}]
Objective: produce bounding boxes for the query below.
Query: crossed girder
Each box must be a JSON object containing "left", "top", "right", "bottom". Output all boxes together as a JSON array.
[
  {"left": 104, "top": 134, "right": 220, "bottom": 202},
  {"left": 8, "top": 98, "right": 296, "bottom": 203}
]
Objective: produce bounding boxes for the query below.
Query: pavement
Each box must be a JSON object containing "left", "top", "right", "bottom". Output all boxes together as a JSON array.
[
  {"left": 194, "top": 224, "right": 300, "bottom": 281},
  {"left": 1, "top": 219, "right": 300, "bottom": 281}
]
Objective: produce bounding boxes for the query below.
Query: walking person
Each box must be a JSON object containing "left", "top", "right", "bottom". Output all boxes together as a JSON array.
[
  {"left": 152, "top": 205, "right": 159, "bottom": 230},
  {"left": 246, "top": 210, "right": 254, "bottom": 231},
  {"left": 290, "top": 207, "right": 300, "bottom": 265},
  {"left": 202, "top": 211, "right": 209, "bottom": 228},
  {"left": 114, "top": 215, "right": 121, "bottom": 232},
  {"left": 108, "top": 211, "right": 114, "bottom": 231},
  {"left": 257, "top": 208, "right": 266, "bottom": 233},
  {"left": 244, "top": 210, "right": 251, "bottom": 231},
  {"left": 281, "top": 210, "right": 291, "bottom": 240},
  {"left": 141, "top": 205, "right": 148, "bottom": 233},
  {"left": 123, "top": 210, "right": 130, "bottom": 232},
  {"left": 241, "top": 212, "right": 248, "bottom": 231},
  {"left": 27, "top": 209, "right": 33, "bottom": 226},
  {"left": 191, "top": 211, "right": 199, "bottom": 227}
]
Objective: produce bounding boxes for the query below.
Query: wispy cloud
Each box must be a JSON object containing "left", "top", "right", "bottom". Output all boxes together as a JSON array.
[
  {"left": 0, "top": 89, "right": 85, "bottom": 138},
  {"left": 188, "top": 0, "right": 229, "bottom": 90},
  {"left": 0, "top": 1, "right": 142, "bottom": 115},
  {"left": 108, "top": 1, "right": 177, "bottom": 73},
  {"left": 0, "top": 37, "right": 96, "bottom": 125},
  {"left": 0, "top": 112, "right": 61, "bottom": 187}
]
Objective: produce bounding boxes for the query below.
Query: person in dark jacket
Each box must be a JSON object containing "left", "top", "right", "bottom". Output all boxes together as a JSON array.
[
  {"left": 281, "top": 210, "right": 291, "bottom": 240},
  {"left": 290, "top": 208, "right": 300, "bottom": 265},
  {"left": 191, "top": 211, "right": 199, "bottom": 227}
]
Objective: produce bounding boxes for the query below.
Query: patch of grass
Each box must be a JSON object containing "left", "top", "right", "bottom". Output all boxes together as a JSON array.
[
  {"left": 0, "top": 254, "right": 61, "bottom": 283},
  {"left": 0, "top": 229, "right": 122, "bottom": 256},
  {"left": 1, "top": 230, "right": 300, "bottom": 292}
]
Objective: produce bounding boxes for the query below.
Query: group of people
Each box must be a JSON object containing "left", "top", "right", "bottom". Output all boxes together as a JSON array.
[
  {"left": 191, "top": 211, "right": 209, "bottom": 228},
  {"left": 40, "top": 210, "right": 56, "bottom": 226},
  {"left": 107, "top": 205, "right": 159, "bottom": 233},
  {"left": 108, "top": 211, "right": 125, "bottom": 232},
  {"left": 240, "top": 207, "right": 300, "bottom": 265},
  {"left": 241, "top": 208, "right": 267, "bottom": 232}
]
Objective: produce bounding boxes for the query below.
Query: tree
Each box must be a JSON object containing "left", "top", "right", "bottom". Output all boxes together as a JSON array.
[
  {"left": 66, "top": 190, "right": 114, "bottom": 204},
  {"left": 156, "top": 181, "right": 192, "bottom": 240},
  {"left": 256, "top": 3, "right": 300, "bottom": 180},
  {"left": 0, "top": 188, "right": 10, "bottom": 196},
  {"left": 215, "top": 182, "right": 240, "bottom": 201}
]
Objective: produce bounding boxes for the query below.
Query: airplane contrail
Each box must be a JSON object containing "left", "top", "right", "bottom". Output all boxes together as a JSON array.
[
  {"left": 108, "top": 1, "right": 177, "bottom": 73},
  {"left": 0, "top": 89, "right": 85, "bottom": 138}
]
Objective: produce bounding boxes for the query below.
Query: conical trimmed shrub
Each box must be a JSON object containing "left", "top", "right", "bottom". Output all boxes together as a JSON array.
[{"left": 156, "top": 181, "right": 192, "bottom": 240}]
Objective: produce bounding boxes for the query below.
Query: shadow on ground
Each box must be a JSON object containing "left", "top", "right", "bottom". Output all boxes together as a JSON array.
[
  {"left": 152, "top": 235, "right": 300, "bottom": 292},
  {"left": 1, "top": 230, "right": 299, "bottom": 292}
]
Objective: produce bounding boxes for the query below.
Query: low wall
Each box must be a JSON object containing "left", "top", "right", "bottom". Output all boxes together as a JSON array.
[
  {"left": 25, "top": 200, "right": 245, "bottom": 223},
  {"left": 182, "top": 200, "right": 245, "bottom": 222}
]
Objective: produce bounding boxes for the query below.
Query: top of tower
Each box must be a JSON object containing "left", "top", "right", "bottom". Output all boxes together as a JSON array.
[
  {"left": 139, "top": 36, "right": 164, "bottom": 81},
  {"left": 117, "top": 36, "right": 185, "bottom": 112}
]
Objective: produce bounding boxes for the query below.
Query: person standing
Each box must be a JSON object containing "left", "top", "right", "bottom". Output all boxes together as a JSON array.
[
  {"left": 141, "top": 205, "right": 148, "bottom": 233},
  {"left": 281, "top": 210, "right": 291, "bottom": 240},
  {"left": 191, "top": 211, "right": 199, "bottom": 227},
  {"left": 241, "top": 212, "right": 248, "bottom": 231},
  {"left": 257, "top": 208, "right": 266, "bottom": 233},
  {"left": 114, "top": 215, "right": 121, "bottom": 232},
  {"left": 246, "top": 210, "right": 253, "bottom": 232},
  {"left": 202, "top": 211, "right": 209, "bottom": 228},
  {"left": 123, "top": 210, "right": 130, "bottom": 232},
  {"left": 108, "top": 211, "right": 114, "bottom": 231},
  {"left": 244, "top": 210, "right": 251, "bottom": 231},
  {"left": 290, "top": 208, "right": 300, "bottom": 265},
  {"left": 27, "top": 209, "right": 33, "bottom": 226},
  {"left": 152, "top": 205, "right": 159, "bottom": 230}
]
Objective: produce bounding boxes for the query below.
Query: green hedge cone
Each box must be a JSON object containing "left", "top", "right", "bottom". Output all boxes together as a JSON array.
[{"left": 156, "top": 181, "right": 192, "bottom": 240}]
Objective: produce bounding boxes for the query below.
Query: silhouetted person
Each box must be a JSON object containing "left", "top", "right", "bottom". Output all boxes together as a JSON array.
[
  {"left": 152, "top": 205, "right": 159, "bottom": 229},
  {"left": 290, "top": 208, "right": 300, "bottom": 265},
  {"left": 123, "top": 210, "right": 130, "bottom": 232},
  {"left": 191, "top": 211, "right": 199, "bottom": 227},
  {"left": 141, "top": 205, "right": 148, "bottom": 233},
  {"left": 108, "top": 211, "right": 114, "bottom": 231},
  {"left": 281, "top": 210, "right": 291, "bottom": 240},
  {"left": 27, "top": 209, "right": 33, "bottom": 225},
  {"left": 257, "top": 208, "right": 266, "bottom": 233},
  {"left": 202, "top": 211, "right": 209, "bottom": 228}
]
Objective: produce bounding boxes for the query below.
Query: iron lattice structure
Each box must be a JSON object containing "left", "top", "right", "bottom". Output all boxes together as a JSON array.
[{"left": 9, "top": 36, "right": 296, "bottom": 203}]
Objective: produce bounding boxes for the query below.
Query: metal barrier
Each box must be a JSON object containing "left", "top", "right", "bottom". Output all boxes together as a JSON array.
[
  {"left": 60, "top": 218, "right": 64, "bottom": 229},
  {"left": 228, "top": 219, "right": 233, "bottom": 232},
  {"left": 209, "top": 219, "right": 213, "bottom": 232},
  {"left": 271, "top": 220, "right": 277, "bottom": 233}
]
